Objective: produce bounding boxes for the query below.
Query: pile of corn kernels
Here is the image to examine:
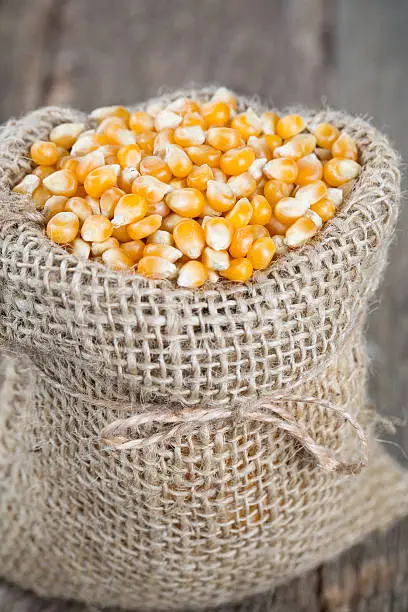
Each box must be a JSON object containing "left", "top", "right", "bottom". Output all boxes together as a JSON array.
[{"left": 14, "top": 88, "right": 361, "bottom": 287}]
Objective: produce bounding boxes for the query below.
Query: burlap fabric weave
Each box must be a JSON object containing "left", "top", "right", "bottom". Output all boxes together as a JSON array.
[{"left": 0, "top": 89, "right": 408, "bottom": 611}]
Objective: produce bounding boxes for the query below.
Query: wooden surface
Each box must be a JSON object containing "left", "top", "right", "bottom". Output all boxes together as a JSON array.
[{"left": 1, "top": 0, "right": 407, "bottom": 610}]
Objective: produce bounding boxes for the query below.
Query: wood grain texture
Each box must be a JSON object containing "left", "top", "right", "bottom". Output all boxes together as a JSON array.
[{"left": 0, "top": 0, "right": 407, "bottom": 610}]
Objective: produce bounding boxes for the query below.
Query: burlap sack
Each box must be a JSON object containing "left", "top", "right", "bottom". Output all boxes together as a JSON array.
[{"left": 0, "top": 89, "right": 408, "bottom": 611}]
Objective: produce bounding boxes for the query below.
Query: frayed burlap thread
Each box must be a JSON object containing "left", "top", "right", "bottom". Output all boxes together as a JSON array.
[{"left": 0, "top": 89, "right": 408, "bottom": 611}]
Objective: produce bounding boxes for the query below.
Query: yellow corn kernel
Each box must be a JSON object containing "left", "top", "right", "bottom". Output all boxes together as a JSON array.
[
  {"left": 206, "top": 180, "right": 236, "bottom": 212},
  {"left": 13, "top": 174, "right": 41, "bottom": 195},
  {"left": 305, "top": 208, "right": 323, "bottom": 230},
  {"left": 43, "top": 195, "right": 67, "bottom": 221},
  {"left": 220, "top": 258, "right": 253, "bottom": 282},
  {"left": 313, "top": 123, "right": 340, "bottom": 149},
  {"left": 65, "top": 196, "right": 93, "bottom": 223},
  {"left": 155, "top": 109, "right": 182, "bottom": 132},
  {"left": 109, "top": 127, "right": 137, "bottom": 146},
  {"left": 161, "top": 213, "right": 185, "bottom": 232},
  {"left": 58, "top": 156, "right": 78, "bottom": 174},
  {"left": 331, "top": 133, "right": 358, "bottom": 161},
  {"left": 261, "top": 111, "right": 279, "bottom": 135},
  {"left": 84, "top": 196, "right": 100, "bottom": 215},
  {"left": 30, "top": 140, "right": 59, "bottom": 166},
  {"left": 310, "top": 197, "right": 336, "bottom": 222},
  {"left": 127, "top": 214, "right": 162, "bottom": 240},
  {"left": 100, "top": 187, "right": 125, "bottom": 218},
  {"left": 154, "top": 129, "right": 175, "bottom": 156},
  {"left": 229, "top": 226, "right": 255, "bottom": 258},
  {"left": 187, "top": 164, "right": 214, "bottom": 191},
  {"left": 212, "top": 168, "right": 228, "bottom": 183},
  {"left": 247, "top": 157, "right": 266, "bottom": 182},
  {"left": 247, "top": 136, "right": 272, "bottom": 160},
  {"left": 204, "top": 217, "right": 233, "bottom": 251},
  {"left": 32, "top": 185, "right": 51, "bottom": 208},
  {"left": 323, "top": 158, "right": 361, "bottom": 187},
  {"left": 295, "top": 153, "right": 323, "bottom": 186},
  {"left": 43, "top": 169, "right": 78, "bottom": 197},
  {"left": 112, "top": 225, "right": 131, "bottom": 243},
  {"left": 32, "top": 165, "right": 56, "bottom": 180},
  {"left": 71, "top": 133, "right": 108, "bottom": 156},
  {"left": 72, "top": 237, "right": 91, "bottom": 260},
  {"left": 274, "top": 197, "right": 309, "bottom": 226},
  {"left": 174, "top": 126, "right": 206, "bottom": 147},
  {"left": 49, "top": 122, "right": 85, "bottom": 149},
  {"left": 167, "top": 97, "right": 200, "bottom": 114},
  {"left": 265, "top": 134, "right": 283, "bottom": 154},
  {"left": 266, "top": 212, "right": 288, "bottom": 236},
  {"left": 138, "top": 256, "right": 177, "bottom": 280},
  {"left": 139, "top": 156, "right": 171, "bottom": 183},
  {"left": 285, "top": 216, "right": 318, "bottom": 247},
  {"left": 263, "top": 158, "right": 298, "bottom": 182},
  {"left": 206, "top": 127, "right": 242, "bottom": 151},
  {"left": 201, "top": 246, "right": 230, "bottom": 271},
  {"left": 165, "top": 145, "right": 193, "bottom": 178},
  {"left": 220, "top": 147, "right": 255, "bottom": 176},
  {"left": 91, "top": 237, "right": 120, "bottom": 256},
  {"left": 181, "top": 111, "right": 206, "bottom": 129},
  {"left": 143, "top": 243, "right": 182, "bottom": 263},
  {"left": 227, "top": 172, "right": 257, "bottom": 198},
  {"left": 117, "top": 166, "right": 140, "bottom": 192},
  {"left": 200, "top": 100, "right": 230, "bottom": 127},
  {"left": 274, "top": 134, "right": 317, "bottom": 159},
  {"left": 81, "top": 215, "right": 113, "bottom": 242},
  {"left": 263, "top": 179, "right": 293, "bottom": 205},
  {"left": 129, "top": 111, "right": 155, "bottom": 133},
  {"left": 212, "top": 87, "right": 238, "bottom": 111},
  {"left": 169, "top": 177, "right": 187, "bottom": 189},
  {"left": 112, "top": 193, "right": 147, "bottom": 227},
  {"left": 225, "top": 197, "right": 253, "bottom": 228},
  {"left": 121, "top": 240, "right": 146, "bottom": 263},
  {"left": 146, "top": 229, "right": 174, "bottom": 246},
  {"left": 173, "top": 219, "right": 205, "bottom": 258},
  {"left": 166, "top": 188, "right": 204, "bottom": 217},
  {"left": 185, "top": 145, "right": 221, "bottom": 168},
  {"left": 75, "top": 150, "right": 105, "bottom": 183},
  {"left": 327, "top": 187, "right": 343, "bottom": 208},
  {"left": 251, "top": 224, "right": 269, "bottom": 240},
  {"left": 177, "top": 260, "right": 208, "bottom": 288},
  {"left": 46, "top": 211, "right": 79, "bottom": 244},
  {"left": 135, "top": 131, "right": 156, "bottom": 155},
  {"left": 117, "top": 144, "right": 142, "bottom": 168},
  {"left": 295, "top": 180, "right": 327, "bottom": 206},
  {"left": 250, "top": 194, "right": 272, "bottom": 225},
  {"left": 231, "top": 109, "right": 262, "bottom": 140},
  {"left": 90, "top": 105, "right": 130, "bottom": 123},
  {"left": 247, "top": 237, "right": 276, "bottom": 270},
  {"left": 132, "top": 175, "right": 172, "bottom": 203},
  {"left": 276, "top": 114, "right": 305, "bottom": 139},
  {"left": 102, "top": 247, "right": 134, "bottom": 271},
  {"left": 84, "top": 165, "right": 118, "bottom": 198}
]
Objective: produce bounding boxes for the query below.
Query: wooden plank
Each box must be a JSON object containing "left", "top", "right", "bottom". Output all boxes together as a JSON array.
[{"left": 1, "top": 0, "right": 407, "bottom": 611}]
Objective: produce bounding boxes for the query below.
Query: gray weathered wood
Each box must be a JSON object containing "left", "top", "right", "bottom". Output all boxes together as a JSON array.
[{"left": 0, "top": 0, "right": 407, "bottom": 610}]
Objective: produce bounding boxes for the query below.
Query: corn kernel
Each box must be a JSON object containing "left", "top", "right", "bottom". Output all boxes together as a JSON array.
[
  {"left": 247, "top": 237, "right": 276, "bottom": 270},
  {"left": 127, "top": 214, "right": 162, "bottom": 240},
  {"left": 274, "top": 134, "right": 317, "bottom": 159},
  {"left": 274, "top": 197, "right": 309, "bottom": 226},
  {"left": 304, "top": 208, "right": 323, "bottom": 230},
  {"left": 263, "top": 158, "right": 298, "bottom": 182},
  {"left": 211, "top": 87, "right": 238, "bottom": 112},
  {"left": 102, "top": 247, "right": 134, "bottom": 271},
  {"left": 266, "top": 212, "right": 290, "bottom": 236},
  {"left": 248, "top": 158, "right": 267, "bottom": 181},
  {"left": 187, "top": 164, "right": 214, "bottom": 191},
  {"left": 220, "top": 147, "right": 255, "bottom": 176},
  {"left": 138, "top": 256, "right": 177, "bottom": 280},
  {"left": 121, "top": 240, "right": 145, "bottom": 263},
  {"left": 204, "top": 217, "right": 233, "bottom": 251},
  {"left": 263, "top": 179, "right": 294, "bottom": 205},
  {"left": 271, "top": 234, "right": 286, "bottom": 253},
  {"left": 90, "top": 105, "right": 130, "bottom": 123},
  {"left": 186, "top": 145, "right": 221, "bottom": 168},
  {"left": 83, "top": 165, "right": 118, "bottom": 198},
  {"left": 165, "top": 145, "right": 193, "bottom": 178},
  {"left": 327, "top": 187, "right": 343, "bottom": 208},
  {"left": 295, "top": 153, "right": 323, "bottom": 185},
  {"left": 72, "top": 237, "right": 91, "bottom": 260},
  {"left": 177, "top": 260, "right": 208, "bottom": 288},
  {"left": 167, "top": 97, "right": 200, "bottom": 114},
  {"left": 331, "top": 133, "right": 358, "bottom": 161},
  {"left": 313, "top": 123, "right": 340, "bottom": 149},
  {"left": 225, "top": 197, "right": 253, "bottom": 228},
  {"left": 206, "top": 127, "right": 242, "bottom": 151},
  {"left": 247, "top": 136, "right": 272, "bottom": 160},
  {"left": 315, "top": 147, "right": 332, "bottom": 161},
  {"left": 181, "top": 112, "right": 206, "bottom": 129},
  {"left": 250, "top": 194, "right": 272, "bottom": 225},
  {"left": 212, "top": 168, "right": 228, "bottom": 183},
  {"left": 43, "top": 169, "right": 78, "bottom": 197},
  {"left": 229, "top": 226, "right": 255, "bottom": 258},
  {"left": 173, "top": 219, "right": 205, "bottom": 259},
  {"left": 100, "top": 187, "right": 125, "bottom": 218},
  {"left": 65, "top": 196, "right": 93, "bottom": 223},
  {"left": 75, "top": 150, "right": 105, "bottom": 183},
  {"left": 112, "top": 193, "right": 147, "bottom": 227},
  {"left": 323, "top": 158, "right": 361, "bottom": 187},
  {"left": 50, "top": 122, "right": 85, "bottom": 149},
  {"left": 276, "top": 114, "right": 305, "bottom": 139},
  {"left": 285, "top": 216, "right": 318, "bottom": 247},
  {"left": 32, "top": 165, "right": 56, "bottom": 180},
  {"left": 58, "top": 156, "right": 78, "bottom": 174},
  {"left": 206, "top": 180, "right": 236, "bottom": 212},
  {"left": 147, "top": 201, "right": 170, "bottom": 217},
  {"left": 117, "top": 145, "right": 142, "bottom": 168},
  {"left": 13, "top": 174, "right": 41, "bottom": 196},
  {"left": 310, "top": 197, "right": 336, "bottom": 222},
  {"left": 220, "top": 258, "right": 253, "bottom": 282},
  {"left": 161, "top": 213, "right": 185, "bottom": 232},
  {"left": 81, "top": 215, "right": 113, "bottom": 242},
  {"left": 227, "top": 172, "right": 257, "bottom": 198},
  {"left": 85, "top": 195, "right": 101, "bottom": 215},
  {"left": 201, "top": 100, "right": 230, "bottom": 127},
  {"left": 169, "top": 177, "right": 187, "bottom": 189},
  {"left": 295, "top": 180, "right": 327, "bottom": 206},
  {"left": 112, "top": 225, "right": 132, "bottom": 243},
  {"left": 129, "top": 111, "right": 155, "bottom": 133},
  {"left": 143, "top": 243, "right": 182, "bottom": 263},
  {"left": 261, "top": 111, "right": 279, "bottom": 135},
  {"left": 46, "top": 211, "right": 79, "bottom": 244},
  {"left": 166, "top": 188, "right": 204, "bottom": 217},
  {"left": 132, "top": 175, "right": 172, "bottom": 203},
  {"left": 174, "top": 126, "right": 205, "bottom": 147},
  {"left": 43, "top": 195, "right": 67, "bottom": 221},
  {"left": 71, "top": 133, "right": 108, "bottom": 156},
  {"left": 155, "top": 109, "right": 182, "bottom": 131},
  {"left": 91, "top": 237, "right": 120, "bottom": 256},
  {"left": 146, "top": 229, "right": 174, "bottom": 246},
  {"left": 117, "top": 166, "right": 140, "bottom": 192},
  {"left": 30, "top": 140, "right": 59, "bottom": 166},
  {"left": 231, "top": 109, "right": 262, "bottom": 140},
  {"left": 265, "top": 134, "right": 283, "bottom": 153},
  {"left": 135, "top": 131, "right": 156, "bottom": 155},
  {"left": 201, "top": 246, "right": 230, "bottom": 271},
  {"left": 153, "top": 129, "right": 176, "bottom": 157}
]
